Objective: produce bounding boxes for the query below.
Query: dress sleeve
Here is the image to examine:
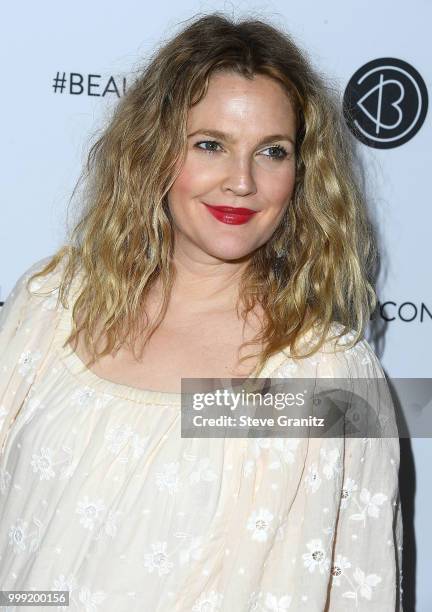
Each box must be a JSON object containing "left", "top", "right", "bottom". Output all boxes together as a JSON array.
[
  {"left": 0, "top": 264, "right": 36, "bottom": 348},
  {"left": 0, "top": 256, "right": 62, "bottom": 456},
  {"left": 321, "top": 336, "right": 403, "bottom": 611}
]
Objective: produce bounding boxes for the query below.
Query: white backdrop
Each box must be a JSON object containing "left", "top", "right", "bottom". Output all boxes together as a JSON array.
[{"left": 1, "top": 2, "right": 430, "bottom": 609}]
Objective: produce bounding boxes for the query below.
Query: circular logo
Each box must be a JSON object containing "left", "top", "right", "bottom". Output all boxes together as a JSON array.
[{"left": 343, "top": 57, "right": 428, "bottom": 148}]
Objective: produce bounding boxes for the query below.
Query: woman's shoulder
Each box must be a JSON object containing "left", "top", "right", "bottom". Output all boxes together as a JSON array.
[
  {"left": 0, "top": 254, "right": 69, "bottom": 335},
  {"left": 274, "top": 321, "right": 386, "bottom": 380},
  {"left": 318, "top": 322, "right": 385, "bottom": 379},
  {"left": 26, "top": 255, "right": 68, "bottom": 298},
  {"left": 5, "top": 254, "right": 64, "bottom": 299}
]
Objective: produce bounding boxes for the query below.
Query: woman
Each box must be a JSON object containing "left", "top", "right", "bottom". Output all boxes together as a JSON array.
[{"left": 0, "top": 13, "right": 402, "bottom": 612}]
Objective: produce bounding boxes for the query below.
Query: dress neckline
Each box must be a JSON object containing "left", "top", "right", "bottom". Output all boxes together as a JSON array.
[{"left": 53, "top": 277, "right": 290, "bottom": 406}]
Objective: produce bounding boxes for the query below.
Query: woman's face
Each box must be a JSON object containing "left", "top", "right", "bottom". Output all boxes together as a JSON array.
[{"left": 167, "top": 70, "right": 297, "bottom": 262}]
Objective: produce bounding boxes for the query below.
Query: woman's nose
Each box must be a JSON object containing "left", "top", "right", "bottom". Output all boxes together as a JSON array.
[{"left": 221, "top": 157, "right": 257, "bottom": 196}]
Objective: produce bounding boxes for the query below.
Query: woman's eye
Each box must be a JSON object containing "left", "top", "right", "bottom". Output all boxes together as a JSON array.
[
  {"left": 261, "top": 145, "right": 288, "bottom": 161},
  {"left": 194, "top": 140, "right": 289, "bottom": 161},
  {"left": 195, "top": 140, "right": 222, "bottom": 154}
]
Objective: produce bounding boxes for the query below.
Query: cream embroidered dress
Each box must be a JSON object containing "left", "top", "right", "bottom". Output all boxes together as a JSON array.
[{"left": 0, "top": 258, "right": 403, "bottom": 611}]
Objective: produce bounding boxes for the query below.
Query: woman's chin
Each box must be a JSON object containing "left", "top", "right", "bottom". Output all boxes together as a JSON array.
[{"left": 203, "top": 245, "right": 256, "bottom": 263}]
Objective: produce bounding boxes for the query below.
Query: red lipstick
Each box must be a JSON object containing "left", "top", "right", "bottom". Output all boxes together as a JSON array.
[{"left": 203, "top": 203, "right": 258, "bottom": 225}]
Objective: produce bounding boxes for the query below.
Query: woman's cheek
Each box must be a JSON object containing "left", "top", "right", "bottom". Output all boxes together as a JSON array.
[{"left": 174, "top": 158, "right": 217, "bottom": 195}]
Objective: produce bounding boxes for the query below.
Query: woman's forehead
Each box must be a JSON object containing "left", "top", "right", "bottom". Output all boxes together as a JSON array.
[{"left": 187, "top": 73, "right": 297, "bottom": 133}]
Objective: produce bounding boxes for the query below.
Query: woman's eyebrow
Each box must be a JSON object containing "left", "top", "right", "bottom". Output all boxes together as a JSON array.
[{"left": 187, "top": 128, "right": 295, "bottom": 146}]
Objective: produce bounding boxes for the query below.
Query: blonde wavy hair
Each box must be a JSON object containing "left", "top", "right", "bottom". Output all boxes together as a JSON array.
[{"left": 28, "top": 12, "right": 378, "bottom": 376}]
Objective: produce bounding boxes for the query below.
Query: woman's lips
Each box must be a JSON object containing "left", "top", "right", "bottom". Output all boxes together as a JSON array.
[{"left": 203, "top": 203, "right": 258, "bottom": 225}]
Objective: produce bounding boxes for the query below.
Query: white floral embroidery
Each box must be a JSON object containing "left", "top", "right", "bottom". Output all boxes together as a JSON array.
[
  {"left": 78, "top": 586, "right": 107, "bottom": 611},
  {"left": 178, "top": 536, "right": 204, "bottom": 565},
  {"left": 269, "top": 439, "right": 300, "bottom": 469},
  {"left": 343, "top": 340, "right": 373, "bottom": 367},
  {"left": 340, "top": 477, "right": 358, "bottom": 510},
  {"left": 30, "top": 446, "right": 56, "bottom": 480},
  {"left": 247, "top": 508, "right": 274, "bottom": 542},
  {"left": 8, "top": 518, "right": 29, "bottom": 553},
  {"left": 70, "top": 386, "right": 96, "bottom": 409},
  {"left": 93, "top": 509, "right": 123, "bottom": 540},
  {"left": 330, "top": 554, "right": 351, "bottom": 586},
  {"left": 320, "top": 446, "right": 342, "bottom": 479},
  {"left": 350, "top": 487, "right": 387, "bottom": 524},
  {"left": 60, "top": 462, "right": 78, "bottom": 480},
  {"left": 76, "top": 496, "right": 106, "bottom": 530},
  {"left": 155, "top": 462, "right": 180, "bottom": 495},
  {"left": 264, "top": 592, "right": 292, "bottom": 610},
  {"left": 302, "top": 538, "right": 330, "bottom": 574},
  {"left": 192, "top": 590, "right": 223, "bottom": 611},
  {"left": 52, "top": 573, "right": 78, "bottom": 611},
  {"left": 143, "top": 541, "right": 173, "bottom": 576},
  {"left": 189, "top": 458, "right": 217, "bottom": 484},
  {"left": 276, "top": 360, "right": 299, "bottom": 376},
  {"left": 360, "top": 488, "right": 388, "bottom": 518},
  {"left": 67, "top": 386, "right": 111, "bottom": 412},
  {"left": 342, "top": 567, "right": 382, "bottom": 601},
  {"left": 6, "top": 515, "right": 41, "bottom": 556},
  {"left": 105, "top": 423, "right": 134, "bottom": 453},
  {"left": 248, "top": 591, "right": 261, "bottom": 611},
  {"left": 18, "top": 350, "right": 42, "bottom": 382}
]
